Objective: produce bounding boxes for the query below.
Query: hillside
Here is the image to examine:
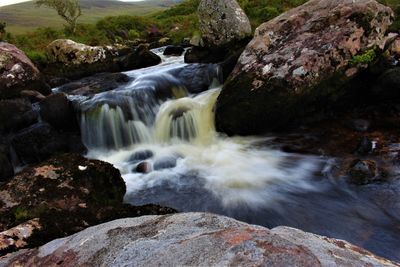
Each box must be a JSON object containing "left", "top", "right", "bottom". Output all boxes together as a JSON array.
[{"left": 0, "top": 0, "right": 181, "bottom": 34}]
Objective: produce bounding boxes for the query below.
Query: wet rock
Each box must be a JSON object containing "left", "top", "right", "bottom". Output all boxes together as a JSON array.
[
  {"left": 129, "top": 150, "right": 154, "bottom": 162},
  {"left": 163, "top": 45, "right": 185, "bottom": 56},
  {"left": 135, "top": 161, "right": 152, "bottom": 174},
  {"left": 371, "top": 68, "right": 400, "bottom": 100},
  {"left": 120, "top": 44, "right": 161, "bottom": 71},
  {"left": 198, "top": 0, "right": 252, "bottom": 47},
  {"left": 169, "top": 63, "right": 222, "bottom": 94},
  {"left": 1, "top": 213, "right": 397, "bottom": 266},
  {"left": 348, "top": 159, "right": 380, "bottom": 185},
  {"left": 0, "top": 98, "right": 38, "bottom": 134},
  {"left": 154, "top": 156, "right": 179, "bottom": 170},
  {"left": 11, "top": 122, "right": 85, "bottom": 165},
  {"left": 355, "top": 136, "right": 373, "bottom": 155},
  {"left": 0, "top": 153, "right": 176, "bottom": 254},
  {"left": 0, "top": 42, "right": 50, "bottom": 99},
  {"left": 57, "top": 72, "right": 130, "bottom": 96},
  {"left": 20, "top": 90, "right": 46, "bottom": 102},
  {"left": 216, "top": 0, "right": 393, "bottom": 135},
  {"left": 39, "top": 93, "right": 78, "bottom": 131}
]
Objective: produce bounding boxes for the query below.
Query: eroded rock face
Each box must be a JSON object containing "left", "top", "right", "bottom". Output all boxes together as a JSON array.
[
  {"left": 0, "top": 213, "right": 397, "bottom": 266},
  {"left": 0, "top": 42, "right": 50, "bottom": 99},
  {"left": 216, "top": 0, "right": 393, "bottom": 135},
  {"left": 198, "top": 0, "right": 252, "bottom": 47},
  {"left": 0, "top": 153, "right": 176, "bottom": 255}
]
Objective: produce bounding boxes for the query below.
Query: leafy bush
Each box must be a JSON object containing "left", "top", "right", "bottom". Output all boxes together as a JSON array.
[{"left": 96, "top": 15, "right": 152, "bottom": 41}]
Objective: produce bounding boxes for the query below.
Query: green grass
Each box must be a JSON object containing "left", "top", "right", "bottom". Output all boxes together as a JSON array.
[
  {"left": 0, "top": 0, "right": 177, "bottom": 34},
  {"left": 2, "top": 0, "right": 399, "bottom": 66}
]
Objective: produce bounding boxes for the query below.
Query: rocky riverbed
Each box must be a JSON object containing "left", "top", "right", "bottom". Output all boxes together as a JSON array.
[{"left": 1, "top": 0, "right": 400, "bottom": 265}]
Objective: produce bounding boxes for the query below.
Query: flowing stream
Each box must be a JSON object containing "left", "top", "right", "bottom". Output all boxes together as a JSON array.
[{"left": 70, "top": 48, "right": 400, "bottom": 262}]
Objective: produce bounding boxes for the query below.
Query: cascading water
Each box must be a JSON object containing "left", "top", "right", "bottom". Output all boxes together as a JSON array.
[{"left": 69, "top": 48, "right": 400, "bottom": 262}]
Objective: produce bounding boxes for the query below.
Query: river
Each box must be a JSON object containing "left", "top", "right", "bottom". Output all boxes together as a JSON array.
[{"left": 68, "top": 48, "right": 400, "bottom": 262}]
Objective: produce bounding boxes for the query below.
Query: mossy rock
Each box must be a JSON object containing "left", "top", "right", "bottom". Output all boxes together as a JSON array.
[{"left": 0, "top": 153, "right": 176, "bottom": 255}]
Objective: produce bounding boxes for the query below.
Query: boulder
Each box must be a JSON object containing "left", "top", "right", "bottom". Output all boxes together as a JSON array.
[
  {"left": 11, "top": 122, "right": 85, "bottom": 165},
  {"left": 216, "top": 0, "right": 393, "bottom": 135},
  {"left": 371, "top": 67, "right": 400, "bottom": 100},
  {"left": 46, "top": 39, "right": 109, "bottom": 66},
  {"left": 39, "top": 93, "right": 78, "bottom": 131},
  {"left": 347, "top": 159, "right": 386, "bottom": 185},
  {"left": 119, "top": 44, "right": 161, "bottom": 71},
  {"left": 198, "top": 0, "right": 252, "bottom": 47},
  {"left": 56, "top": 72, "right": 130, "bottom": 96},
  {"left": 0, "top": 98, "right": 38, "bottom": 134},
  {"left": 134, "top": 161, "right": 152, "bottom": 174},
  {"left": 0, "top": 154, "right": 176, "bottom": 254},
  {"left": 43, "top": 40, "right": 160, "bottom": 83},
  {"left": 163, "top": 45, "right": 185, "bottom": 56},
  {"left": 0, "top": 42, "right": 50, "bottom": 99},
  {"left": 1, "top": 213, "right": 397, "bottom": 266}
]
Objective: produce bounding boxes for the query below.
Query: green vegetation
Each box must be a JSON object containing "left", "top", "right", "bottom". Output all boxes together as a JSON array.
[
  {"left": 1, "top": 0, "right": 399, "bottom": 65},
  {"left": 13, "top": 206, "right": 30, "bottom": 223},
  {"left": 0, "top": 21, "right": 6, "bottom": 41},
  {"left": 0, "top": 0, "right": 173, "bottom": 34},
  {"left": 36, "top": 0, "right": 82, "bottom": 33},
  {"left": 350, "top": 49, "right": 377, "bottom": 66},
  {"left": 237, "top": 0, "right": 307, "bottom": 28}
]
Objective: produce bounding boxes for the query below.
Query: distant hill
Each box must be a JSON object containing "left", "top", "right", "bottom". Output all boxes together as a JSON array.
[{"left": 0, "top": 0, "right": 182, "bottom": 34}]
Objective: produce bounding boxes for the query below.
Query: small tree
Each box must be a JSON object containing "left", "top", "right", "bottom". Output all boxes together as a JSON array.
[{"left": 36, "top": 0, "right": 82, "bottom": 33}]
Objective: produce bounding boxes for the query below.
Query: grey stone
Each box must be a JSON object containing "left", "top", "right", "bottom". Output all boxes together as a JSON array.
[{"left": 0, "top": 213, "right": 397, "bottom": 266}]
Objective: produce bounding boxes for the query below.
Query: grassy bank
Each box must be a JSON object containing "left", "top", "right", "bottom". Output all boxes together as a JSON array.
[{"left": 1, "top": 0, "right": 399, "bottom": 65}]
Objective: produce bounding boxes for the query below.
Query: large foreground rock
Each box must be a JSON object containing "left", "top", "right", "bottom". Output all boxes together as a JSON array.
[
  {"left": 0, "top": 153, "right": 175, "bottom": 255},
  {"left": 0, "top": 43, "right": 50, "bottom": 99},
  {"left": 0, "top": 213, "right": 397, "bottom": 266},
  {"left": 216, "top": 0, "right": 393, "bottom": 135},
  {"left": 198, "top": 0, "right": 251, "bottom": 47}
]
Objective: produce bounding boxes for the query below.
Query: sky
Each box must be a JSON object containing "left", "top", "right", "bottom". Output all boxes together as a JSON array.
[{"left": 0, "top": 0, "right": 145, "bottom": 7}]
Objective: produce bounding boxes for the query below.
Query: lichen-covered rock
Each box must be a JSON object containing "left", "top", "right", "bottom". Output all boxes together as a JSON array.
[
  {"left": 0, "top": 213, "right": 397, "bottom": 266},
  {"left": 0, "top": 219, "right": 41, "bottom": 255},
  {"left": 0, "top": 42, "right": 50, "bottom": 99},
  {"left": 46, "top": 39, "right": 109, "bottom": 65},
  {"left": 43, "top": 40, "right": 160, "bottom": 83},
  {"left": 216, "top": 0, "right": 394, "bottom": 135},
  {"left": 198, "top": 0, "right": 252, "bottom": 47},
  {"left": 0, "top": 153, "right": 175, "bottom": 255}
]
